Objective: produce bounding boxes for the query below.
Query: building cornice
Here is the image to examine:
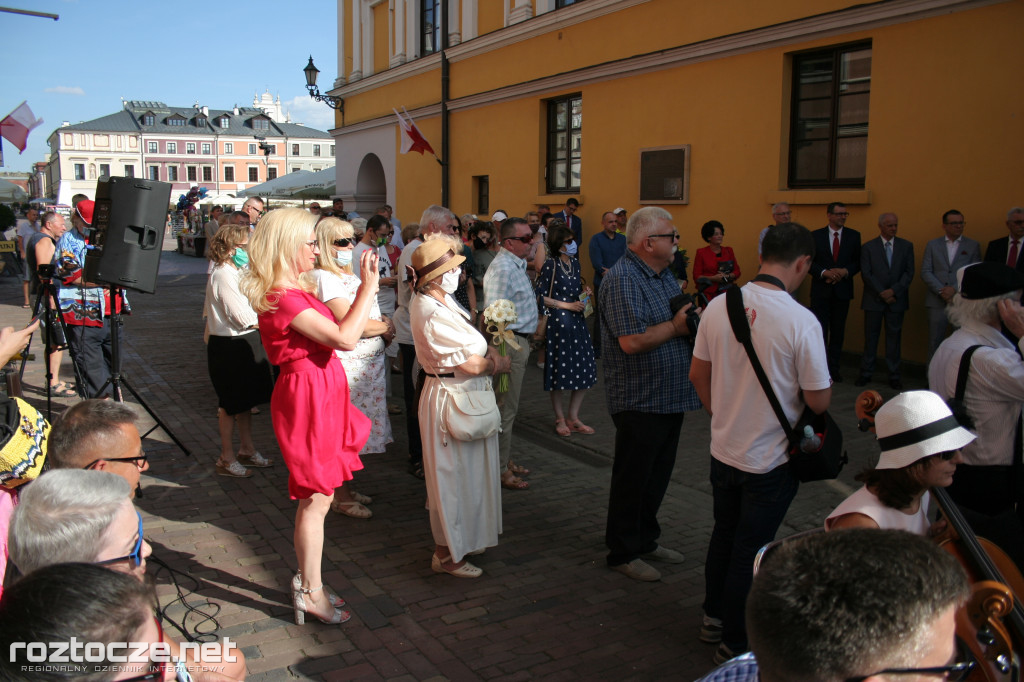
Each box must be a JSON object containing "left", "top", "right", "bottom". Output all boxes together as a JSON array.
[{"left": 333, "top": 0, "right": 1005, "bottom": 135}]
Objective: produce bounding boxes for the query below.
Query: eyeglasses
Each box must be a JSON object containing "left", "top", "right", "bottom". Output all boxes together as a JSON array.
[
  {"left": 117, "top": 618, "right": 168, "bottom": 682},
  {"left": 830, "top": 211, "right": 850, "bottom": 217},
  {"left": 1010, "top": 220, "right": 1024, "bottom": 226},
  {"left": 96, "top": 511, "right": 145, "bottom": 570},
  {"left": 333, "top": 238, "right": 354, "bottom": 247},
  {"left": 648, "top": 233, "right": 680, "bottom": 241},
  {"left": 85, "top": 453, "right": 148, "bottom": 471},
  {"left": 945, "top": 221, "right": 966, "bottom": 226},
  {"left": 845, "top": 659, "right": 975, "bottom": 682},
  {"left": 504, "top": 235, "right": 532, "bottom": 244},
  {"left": 304, "top": 240, "right": 320, "bottom": 249}
]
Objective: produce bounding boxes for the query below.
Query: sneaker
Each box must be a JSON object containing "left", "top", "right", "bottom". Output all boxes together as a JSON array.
[
  {"left": 713, "top": 643, "right": 740, "bottom": 665},
  {"left": 216, "top": 460, "right": 252, "bottom": 478},
  {"left": 610, "top": 559, "right": 661, "bottom": 582},
  {"left": 699, "top": 614, "right": 723, "bottom": 644},
  {"left": 643, "top": 545, "right": 685, "bottom": 564}
]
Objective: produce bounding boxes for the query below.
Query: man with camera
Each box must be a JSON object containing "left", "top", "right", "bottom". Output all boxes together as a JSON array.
[
  {"left": 55, "top": 199, "right": 122, "bottom": 398},
  {"left": 599, "top": 207, "right": 700, "bottom": 582},
  {"left": 689, "top": 222, "right": 831, "bottom": 663}
]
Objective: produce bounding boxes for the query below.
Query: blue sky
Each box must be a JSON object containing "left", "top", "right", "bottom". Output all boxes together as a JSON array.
[{"left": 1, "top": 0, "right": 338, "bottom": 173}]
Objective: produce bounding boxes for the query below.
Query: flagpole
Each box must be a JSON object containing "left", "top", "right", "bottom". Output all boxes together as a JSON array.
[{"left": 440, "top": 0, "right": 450, "bottom": 207}]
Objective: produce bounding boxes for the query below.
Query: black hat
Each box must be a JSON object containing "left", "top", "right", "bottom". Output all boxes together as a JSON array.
[{"left": 956, "top": 262, "right": 1024, "bottom": 299}]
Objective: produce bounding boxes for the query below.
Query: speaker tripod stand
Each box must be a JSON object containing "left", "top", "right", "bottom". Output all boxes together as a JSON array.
[{"left": 96, "top": 285, "right": 191, "bottom": 457}]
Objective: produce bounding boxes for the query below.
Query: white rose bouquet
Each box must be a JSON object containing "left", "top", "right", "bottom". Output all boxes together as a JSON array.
[{"left": 482, "top": 298, "right": 520, "bottom": 392}]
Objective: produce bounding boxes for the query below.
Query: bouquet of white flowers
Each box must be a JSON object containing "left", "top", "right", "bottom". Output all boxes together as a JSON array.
[{"left": 482, "top": 298, "right": 520, "bottom": 392}]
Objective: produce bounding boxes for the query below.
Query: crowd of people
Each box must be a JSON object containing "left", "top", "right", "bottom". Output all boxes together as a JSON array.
[{"left": 4, "top": 192, "right": 1024, "bottom": 680}]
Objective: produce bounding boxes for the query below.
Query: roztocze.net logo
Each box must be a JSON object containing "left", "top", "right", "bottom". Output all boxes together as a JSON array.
[{"left": 9, "top": 637, "right": 238, "bottom": 664}]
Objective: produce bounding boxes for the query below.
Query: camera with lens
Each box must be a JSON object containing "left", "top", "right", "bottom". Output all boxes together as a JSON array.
[
  {"left": 669, "top": 292, "right": 702, "bottom": 337},
  {"left": 36, "top": 263, "right": 55, "bottom": 280}
]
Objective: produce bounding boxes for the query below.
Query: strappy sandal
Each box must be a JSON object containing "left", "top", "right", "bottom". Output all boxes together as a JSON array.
[
  {"left": 292, "top": 583, "right": 351, "bottom": 625},
  {"left": 237, "top": 451, "right": 273, "bottom": 467},
  {"left": 501, "top": 474, "right": 529, "bottom": 490},
  {"left": 431, "top": 552, "right": 482, "bottom": 578},
  {"left": 49, "top": 382, "right": 76, "bottom": 398},
  {"left": 331, "top": 500, "right": 373, "bottom": 519},
  {"left": 507, "top": 461, "right": 530, "bottom": 476},
  {"left": 216, "top": 460, "right": 252, "bottom": 478},
  {"left": 350, "top": 491, "right": 373, "bottom": 505},
  {"left": 554, "top": 418, "right": 572, "bottom": 437},
  {"left": 567, "top": 419, "right": 595, "bottom": 435}
]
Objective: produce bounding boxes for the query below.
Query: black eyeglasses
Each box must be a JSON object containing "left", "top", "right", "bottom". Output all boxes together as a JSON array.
[
  {"left": 846, "top": 660, "right": 975, "bottom": 682},
  {"left": 85, "top": 453, "right": 148, "bottom": 471},
  {"left": 333, "top": 238, "right": 354, "bottom": 247},
  {"left": 648, "top": 232, "right": 680, "bottom": 241},
  {"left": 504, "top": 236, "right": 532, "bottom": 244},
  {"left": 117, "top": 618, "right": 168, "bottom": 682},
  {"left": 95, "top": 511, "right": 145, "bottom": 569}
]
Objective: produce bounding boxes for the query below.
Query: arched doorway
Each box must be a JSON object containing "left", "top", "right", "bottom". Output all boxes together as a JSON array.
[{"left": 355, "top": 153, "right": 386, "bottom": 214}]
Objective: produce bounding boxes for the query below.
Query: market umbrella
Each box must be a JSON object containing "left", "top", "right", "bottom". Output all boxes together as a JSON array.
[
  {"left": 0, "top": 179, "right": 28, "bottom": 201},
  {"left": 28, "top": 197, "right": 53, "bottom": 204},
  {"left": 237, "top": 170, "right": 314, "bottom": 199},
  {"left": 288, "top": 167, "right": 335, "bottom": 199}
]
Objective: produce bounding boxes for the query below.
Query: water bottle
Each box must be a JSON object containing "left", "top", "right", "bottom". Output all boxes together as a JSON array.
[{"left": 800, "top": 424, "right": 822, "bottom": 453}]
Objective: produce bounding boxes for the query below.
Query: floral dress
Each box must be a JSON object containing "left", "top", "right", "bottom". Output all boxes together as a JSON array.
[{"left": 311, "top": 269, "right": 393, "bottom": 455}]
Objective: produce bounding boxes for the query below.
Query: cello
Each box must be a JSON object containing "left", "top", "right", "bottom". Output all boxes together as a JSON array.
[{"left": 856, "top": 389, "right": 1024, "bottom": 681}]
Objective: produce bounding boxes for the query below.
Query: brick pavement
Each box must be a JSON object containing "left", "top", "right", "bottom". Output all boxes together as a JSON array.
[{"left": 0, "top": 247, "right": 929, "bottom": 681}]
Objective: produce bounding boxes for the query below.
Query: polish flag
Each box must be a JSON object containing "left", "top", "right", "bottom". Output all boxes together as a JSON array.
[
  {"left": 0, "top": 101, "right": 43, "bottom": 153},
  {"left": 393, "top": 108, "right": 435, "bottom": 156}
]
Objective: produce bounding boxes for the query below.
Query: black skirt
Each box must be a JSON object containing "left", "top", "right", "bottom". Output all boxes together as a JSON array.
[{"left": 207, "top": 331, "right": 274, "bottom": 415}]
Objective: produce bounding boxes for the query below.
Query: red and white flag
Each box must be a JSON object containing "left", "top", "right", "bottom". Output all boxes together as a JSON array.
[
  {"left": 393, "top": 107, "right": 435, "bottom": 156},
  {"left": 0, "top": 101, "right": 43, "bottom": 153}
]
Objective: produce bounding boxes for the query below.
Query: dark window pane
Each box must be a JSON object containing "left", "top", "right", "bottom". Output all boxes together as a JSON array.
[{"left": 835, "top": 137, "right": 868, "bottom": 179}]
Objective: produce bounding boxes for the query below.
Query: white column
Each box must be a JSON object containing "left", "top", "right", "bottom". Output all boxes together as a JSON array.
[
  {"left": 334, "top": 0, "right": 347, "bottom": 88},
  {"left": 460, "top": 0, "right": 477, "bottom": 41},
  {"left": 390, "top": 0, "right": 406, "bottom": 66},
  {"left": 447, "top": 0, "right": 461, "bottom": 46},
  {"left": 509, "top": 0, "right": 532, "bottom": 25},
  {"left": 350, "top": 0, "right": 363, "bottom": 81},
  {"left": 361, "top": 1, "right": 373, "bottom": 77}
]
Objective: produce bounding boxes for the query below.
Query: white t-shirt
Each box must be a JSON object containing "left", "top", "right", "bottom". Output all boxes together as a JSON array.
[
  {"left": 393, "top": 238, "right": 422, "bottom": 345},
  {"left": 692, "top": 282, "right": 831, "bottom": 473},
  {"left": 825, "top": 486, "right": 931, "bottom": 535}
]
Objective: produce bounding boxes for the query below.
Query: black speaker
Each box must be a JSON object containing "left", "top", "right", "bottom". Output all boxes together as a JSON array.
[{"left": 84, "top": 176, "right": 172, "bottom": 294}]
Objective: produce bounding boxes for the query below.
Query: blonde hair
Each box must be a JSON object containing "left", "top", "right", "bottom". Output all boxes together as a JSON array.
[
  {"left": 315, "top": 217, "right": 355, "bottom": 277},
  {"left": 240, "top": 208, "right": 318, "bottom": 313}
]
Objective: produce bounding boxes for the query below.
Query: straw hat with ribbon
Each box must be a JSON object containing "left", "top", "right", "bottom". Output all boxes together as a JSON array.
[{"left": 408, "top": 239, "right": 465, "bottom": 290}]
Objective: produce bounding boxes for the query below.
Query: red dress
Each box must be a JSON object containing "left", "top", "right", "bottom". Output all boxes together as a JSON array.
[{"left": 259, "top": 289, "right": 370, "bottom": 499}]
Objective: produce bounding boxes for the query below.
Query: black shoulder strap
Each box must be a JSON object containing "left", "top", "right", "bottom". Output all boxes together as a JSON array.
[
  {"left": 954, "top": 345, "right": 983, "bottom": 404},
  {"left": 726, "top": 286, "right": 796, "bottom": 442}
]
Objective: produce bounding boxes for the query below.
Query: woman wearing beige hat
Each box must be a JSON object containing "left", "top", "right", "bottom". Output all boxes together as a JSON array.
[
  {"left": 826, "top": 390, "right": 975, "bottom": 533},
  {"left": 410, "top": 234, "right": 511, "bottom": 578}
]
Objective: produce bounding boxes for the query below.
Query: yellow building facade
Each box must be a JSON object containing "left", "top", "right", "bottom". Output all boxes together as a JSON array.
[{"left": 329, "top": 0, "right": 1023, "bottom": 364}]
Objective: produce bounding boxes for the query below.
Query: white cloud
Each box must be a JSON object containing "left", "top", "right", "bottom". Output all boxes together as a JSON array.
[
  {"left": 281, "top": 95, "right": 338, "bottom": 131},
  {"left": 45, "top": 86, "right": 85, "bottom": 96}
]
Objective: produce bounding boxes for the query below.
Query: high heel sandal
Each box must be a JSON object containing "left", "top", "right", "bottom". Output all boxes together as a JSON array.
[
  {"left": 292, "top": 583, "right": 351, "bottom": 625},
  {"left": 292, "top": 572, "right": 345, "bottom": 607},
  {"left": 431, "top": 552, "right": 483, "bottom": 578}
]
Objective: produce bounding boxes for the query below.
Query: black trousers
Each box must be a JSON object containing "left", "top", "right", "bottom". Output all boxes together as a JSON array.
[{"left": 399, "top": 343, "right": 422, "bottom": 464}]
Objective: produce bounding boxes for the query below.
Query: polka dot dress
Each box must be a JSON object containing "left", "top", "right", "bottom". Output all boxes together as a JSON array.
[{"left": 537, "top": 257, "right": 597, "bottom": 391}]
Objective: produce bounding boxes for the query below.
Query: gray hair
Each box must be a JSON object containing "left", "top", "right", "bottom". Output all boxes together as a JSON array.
[
  {"left": 771, "top": 202, "right": 791, "bottom": 214},
  {"left": 1008, "top": 207, "right": 1024, "bottom": 220},
  {"left": 419, "top": 205, "right": 454, "bottom": 234},
  {"left": 9, "top": 470, "right": 132, "bottom": 574},
  {"left": 42, "top": 211, "right": 59, "bottom": 227},
  {"left": 878, "top": 212, "right": 897, "bottom": 225},
  {"left": 47, "top": 400, "right": 139, "bottom": 470},
  {"left": 626, "top": 206, "right": 673, "bottom": 246},
  {"left": 947, "top": 290, "right": 1021, "bottom": 328},
  {"left": 242, "top": 196, "right": 264, "bottom": 211}
]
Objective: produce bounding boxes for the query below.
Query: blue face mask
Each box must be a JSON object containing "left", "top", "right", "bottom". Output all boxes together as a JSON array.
[
  {"left": 564, "top": 241, "right": 578, "bottom": 256},
  {"left": 232, "top": 247, "right": 249, "bottom": 268},
  {"left": 334, "top": 249, "right": 353, "bottom": 267}
]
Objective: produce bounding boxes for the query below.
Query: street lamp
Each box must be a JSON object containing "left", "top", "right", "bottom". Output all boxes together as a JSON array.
[{"left": 304, "top": 56, "right": 344, "bottom": 116}]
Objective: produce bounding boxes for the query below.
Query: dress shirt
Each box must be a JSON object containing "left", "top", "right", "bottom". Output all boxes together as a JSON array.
[
  {"left": 482, "top": 248, "right": 538, "bottom": 335},
  {"left": 946, "top": 237, "right": 962, "bottom": 264}
]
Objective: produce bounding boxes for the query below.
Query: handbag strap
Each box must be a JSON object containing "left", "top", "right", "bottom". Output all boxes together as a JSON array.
[
  {"left": 547, "top": 259, "right": 557, "bottom": 297},
  {"left": 725, "top": 284, "right": 796, "bottom": 442}
]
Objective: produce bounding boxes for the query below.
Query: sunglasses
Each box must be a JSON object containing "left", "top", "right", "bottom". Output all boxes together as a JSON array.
[
  {"left": 333, "top": 238, "right": 354, "bottom": 247},
  {"left": 845, "top": 659, "right": 975, "bottom": 682},
  {"left": 96, "top": 510, "right": 145, "bottom": 570},
  {"left": 504, "top": 235, "right": 532, "bottom": 244},
  {"left": 85, "top": 453, "right": 148, "bottom": 471},
  {"left": 117, "top": 618, "right": 168, "bottom": 682}
]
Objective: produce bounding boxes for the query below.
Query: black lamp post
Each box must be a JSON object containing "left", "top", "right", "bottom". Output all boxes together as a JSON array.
[{"left": 304, "top": 56, "right": 344, "bottom": 120}]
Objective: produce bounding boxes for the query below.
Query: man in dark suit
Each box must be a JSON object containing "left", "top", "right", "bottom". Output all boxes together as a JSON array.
[
  {"left": 855, "top": 213, "right": 914, "bottom": 389},
  {"left": 983, "top": 206, "right": 1024, "bottom": 272},
  {"left": 810, "top": 202, "right": 861, "bottom": 382},
  {"left": 920, "top": 209, "right": 982, "bottom": 358},
  {"left": 559, "top": 197, "right": 583, "bottom": 247}
]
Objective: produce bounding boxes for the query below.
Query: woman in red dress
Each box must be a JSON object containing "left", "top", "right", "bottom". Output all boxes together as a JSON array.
[
  {"left": 241, "top": 208, "right": 379, "bottom": 626},
  {"left": 692, "top": 220, "right": 740, "bottom": 301}
]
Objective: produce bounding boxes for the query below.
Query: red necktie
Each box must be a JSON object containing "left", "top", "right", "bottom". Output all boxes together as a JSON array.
[
  {"left": 1009, "top": 239, "right": 1019, "bottom": 268},
  {"left": 832, "top": 232, "right": 840, "bottom": 263}
]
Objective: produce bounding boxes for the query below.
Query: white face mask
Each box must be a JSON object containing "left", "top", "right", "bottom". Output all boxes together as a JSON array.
[
  {"left": 671, "top": 244, "right": 678, "bottom": 255},
  {"left": 440, "top": 270, "right": 460, "bottom": 294},
  {"left": 564, "top": 241, "right": 578, "bottom": 256},
  {"left": 334, "top": 249, "right": 352, "bottom": 266}
]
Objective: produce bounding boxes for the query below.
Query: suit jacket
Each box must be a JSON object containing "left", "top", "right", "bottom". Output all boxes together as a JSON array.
[
  {"left": 984, "top": 236, "right": 1024, "bottom": 273},
  {"left": 860, "top": 236, "right": 914, "bottom": 312},
  {"left": 920, "top": 236, "right": 982, "bottom": 308},
  {"left": 810, "top": 226, "right": 861, "bottom": 301},
  {"left": 560, "top": 211, "right": 583, "bottom": 246}
]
